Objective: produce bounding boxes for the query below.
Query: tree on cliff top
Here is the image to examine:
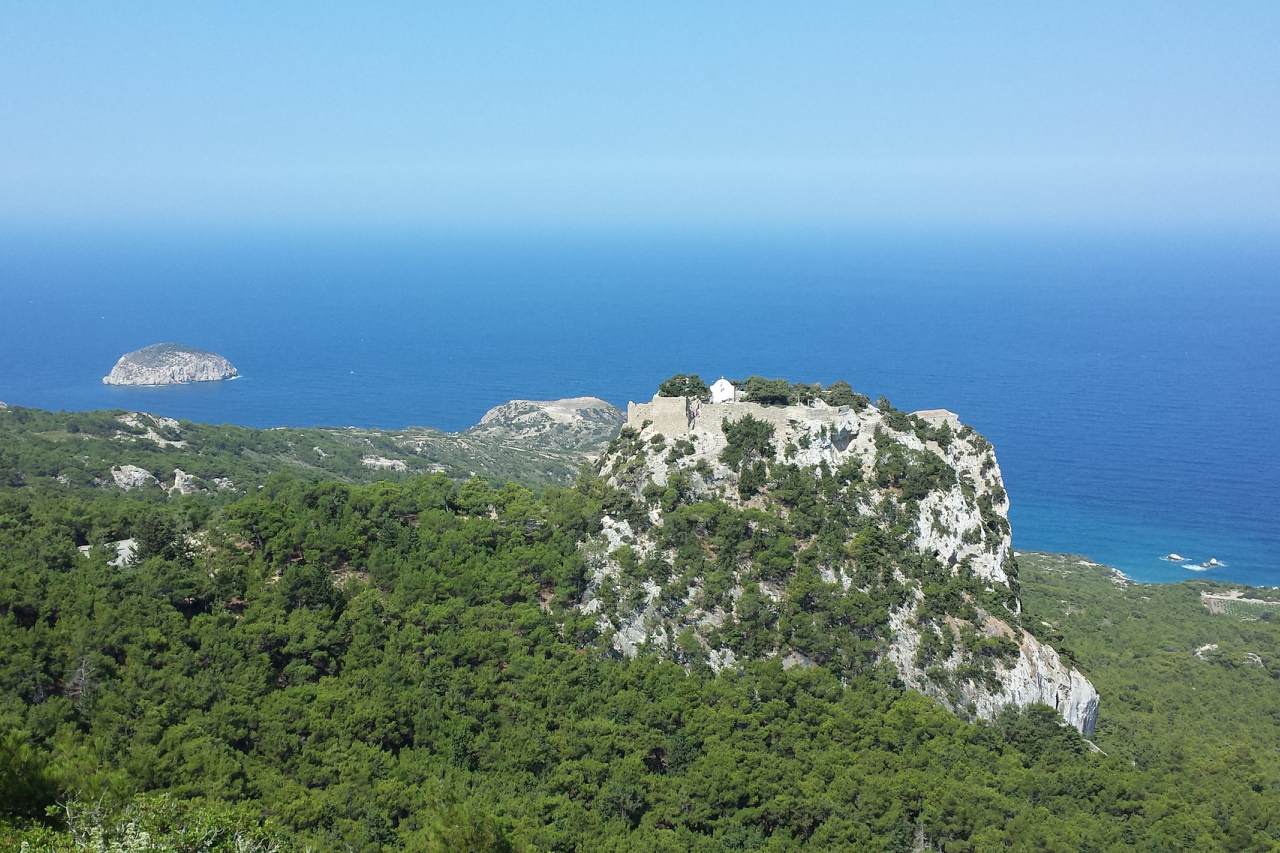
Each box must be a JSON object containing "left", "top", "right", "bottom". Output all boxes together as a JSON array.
[{"left": 657, "top": 374, "right": 710, "bottom": 401}]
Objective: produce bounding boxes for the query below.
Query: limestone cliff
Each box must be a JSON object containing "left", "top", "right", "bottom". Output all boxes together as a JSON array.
[
  {"left": 103, "top": 343, "right": 238, "bottom": 386},
  {"left": 582, "top": 388, "right": 1099, "bottom": 734}
]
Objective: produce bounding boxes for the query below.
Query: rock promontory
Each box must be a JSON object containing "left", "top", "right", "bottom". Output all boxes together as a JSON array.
[
  {"left": 582, "top": 379, "right": 1100, "bottom": 734},
  {"left": 466, "top": 397, "right": 623, "bottom": 451},
  {"left": 103, "top": 343, "right": 238, "bottom": 386}
]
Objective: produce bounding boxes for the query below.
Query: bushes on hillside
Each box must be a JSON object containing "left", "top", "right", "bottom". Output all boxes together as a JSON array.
[{"left": 720, "top": 415, "right": 776, "bottom": 473}]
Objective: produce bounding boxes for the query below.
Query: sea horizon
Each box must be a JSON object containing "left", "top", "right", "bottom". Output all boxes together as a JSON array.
[{"left": 3, "top": 227, "right": 1278, "bottom": 587}]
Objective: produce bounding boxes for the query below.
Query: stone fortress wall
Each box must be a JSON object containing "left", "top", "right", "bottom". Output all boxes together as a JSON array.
[
  {"left": 627, "top": 393, "right": 957, "bottom": 442},
  {"left": 628, "top": 396, "right": 815, "bottom": 437},
  {"left": 625, "top": 396, "right": 694, "bottom": 437}
]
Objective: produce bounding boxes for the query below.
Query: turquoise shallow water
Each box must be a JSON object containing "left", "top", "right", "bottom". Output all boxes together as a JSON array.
[{"left": 1, "top": 228, "right": 1277, "bottom": 586}]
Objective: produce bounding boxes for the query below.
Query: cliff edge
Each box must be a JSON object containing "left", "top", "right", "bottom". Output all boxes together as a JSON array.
[{"left": 580, "top": 381, "right": 1099, "bottom": 734}]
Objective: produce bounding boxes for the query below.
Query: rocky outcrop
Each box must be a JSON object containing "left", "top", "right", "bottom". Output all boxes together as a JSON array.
[
  {"left": 886, "top": 603, "right": 1099, "bottom": 734},
  {"left": 997, "top": 635, "right": 1099, "bottom": 734},
  {"left": 168, "top": 468, "right": 202, "bottom": 495},
  {"left": 117, "top": 412, "right": 187, "bottom": 447},
  {"left": 77, "top": 538, "right": 137, "bottom": 567},
  {"left": 361, "top": 455, "right": 408, "bottom": 472},
  {"left": 111, "top": 465, "right": 158, "bottom": 491},
  {"left": 466, "top": 397, "right": 623, "bottom": 451},
  {"left": 620, "top": 395, "right": 1012, "bottom": 584},
  {"left": 373, "top": 397, "right": 623, "bottom": 485},
  {"left": 582, "top": 389, "right": 1099, "bottom": 734},
  {"left": 103, "top": 343, "right": 238, "bottom": 386}
]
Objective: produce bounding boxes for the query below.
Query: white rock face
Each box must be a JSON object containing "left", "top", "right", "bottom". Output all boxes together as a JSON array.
[
  {"left": 585, "top": 392, "right": 1100, "bottom": 734},
  {"left": 361, "top": 455, "right": 408, "bottom": 472},
  {"left": 103, "top": 343, "right": 238, "bottom": 386},
  {"left": 77, "top": 538, "right": 137, "bottom": 567},
  {"left": 110, "top": 465, "right": 158, "bottom": 491},
  {"left": 986, "top": 633, "right": 1099, "bottom": 734},
  {"left": 116, "top": 412, "right": 187, "bottom": 447},
  {"left": 168, "top": 468, "right": 202, "bottom": 495},
  {"left": 886, "top": 604, "right": 1099, "bottom": 734}
]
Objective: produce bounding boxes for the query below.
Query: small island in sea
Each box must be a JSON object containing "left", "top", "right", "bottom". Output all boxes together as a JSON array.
[{"left": 102, "top": 342, "right": 238, "bottom": 386}]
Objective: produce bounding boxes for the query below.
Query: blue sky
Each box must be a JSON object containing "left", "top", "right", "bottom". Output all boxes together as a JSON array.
[{"left": 2, "top": 2, "right": 1277, "bottom": 230}]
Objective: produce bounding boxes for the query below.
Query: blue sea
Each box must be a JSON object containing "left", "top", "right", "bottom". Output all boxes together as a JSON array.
[{"left": 2, "top": 227, "right": 1278, "bottom": 586}]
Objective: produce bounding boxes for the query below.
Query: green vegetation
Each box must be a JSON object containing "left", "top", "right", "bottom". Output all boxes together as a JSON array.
[
  {"left": 0, "top": 406, "right": 1278, "bottom": 850},
  {"left": 0, "top": 403, "right": 617, "bottom": 492},
  {"left": 819, "top": 380, "right": 870, "bottom": 410},
  {"left": 740, "top": 377, "right": 810, "bottom": 406},
  {"left": 1018, "top": 552, "right": 1280, "bottom": 849},
  {"left": 719, "top": 415, "right": 776, "bottom": 498},
  {"left": 4, "top": 477, "right": 1279, "bottom": 849},
  {"left": 876, "top": 396, "right": 915, "bottom": 432},
  {"left": 737, "top": 376, "right": 866, "bottom": 408},
  {"left": 872, "top": 428, "right": 955, "bottom": 504},
  {"left": 653, "top": 376, "right": 871, "bottom": 411},
  {"left": 719, "top": 415, "right": 775, "bottom": 471},
  {"left": 657, "top": 374, "right": 711, "bottom": 401}
]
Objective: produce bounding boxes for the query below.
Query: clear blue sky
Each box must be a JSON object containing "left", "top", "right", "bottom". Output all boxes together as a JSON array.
[{"left": 2, "top": 2, "right": 1277, "bottom": 231}]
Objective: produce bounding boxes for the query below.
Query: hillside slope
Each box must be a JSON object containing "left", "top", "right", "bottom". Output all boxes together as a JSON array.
[
  {"left": 0, "top": 398, "right": 622, "bottom": 493},
  {"left": 2, "top": 401, "right": 1279, "bottom": 848},
  {"left": 1019, "top": 553, "right": 1280, "bottom": 750}
]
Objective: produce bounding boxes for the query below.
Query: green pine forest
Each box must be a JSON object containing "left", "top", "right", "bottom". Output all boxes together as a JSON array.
[{"left": 1, "top": 408, "right": 1278, "bottom": 851}]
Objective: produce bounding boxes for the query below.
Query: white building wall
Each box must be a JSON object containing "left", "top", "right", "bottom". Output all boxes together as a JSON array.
[{"left": 709, "top": 378, "right": 737, "bottom": 404}]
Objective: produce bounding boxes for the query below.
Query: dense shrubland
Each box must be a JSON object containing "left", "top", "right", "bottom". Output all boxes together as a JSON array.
[{"left": 1, "top": 473, "right": 1278, "bottom": 849}]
